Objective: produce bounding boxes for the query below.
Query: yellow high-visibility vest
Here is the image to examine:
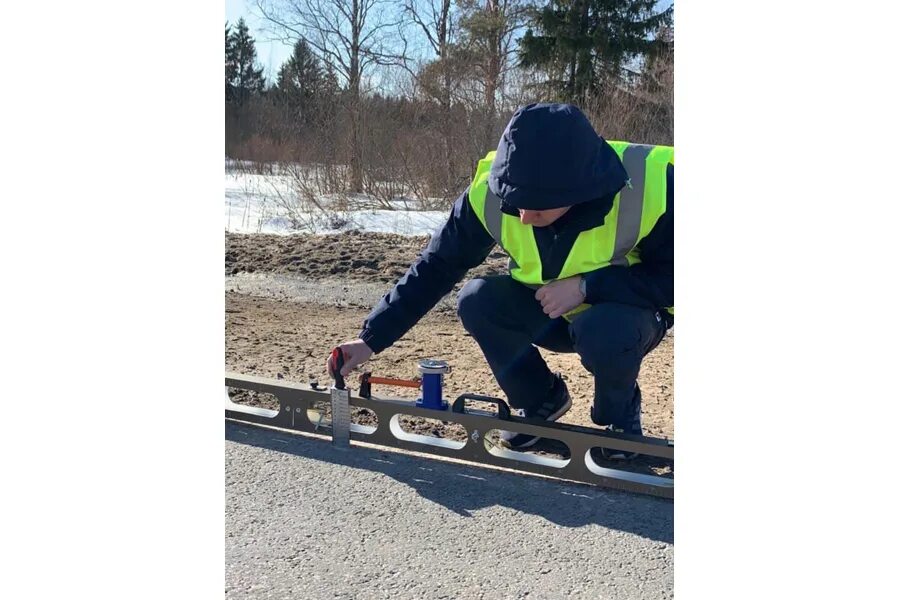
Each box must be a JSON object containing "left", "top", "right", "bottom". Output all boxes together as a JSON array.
[{"left": 467, "top": 141, "right": 674, "bottom": 320}]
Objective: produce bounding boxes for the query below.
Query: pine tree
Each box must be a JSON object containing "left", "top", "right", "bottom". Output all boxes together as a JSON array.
[
  {"left": 225, "top": 18, "right": 266, "bottom": 108},
  {"left": 273, "top": 39, "right": 339, "bottom": 128},
  {"left": 275, "top": 41, "right": 324, "bottom": 105},
  {"left": 519, "top": 0, "right": 672, "bottom": 101},
  {"left": 225, "top": 22, "right": 235, "bottom": 102}
]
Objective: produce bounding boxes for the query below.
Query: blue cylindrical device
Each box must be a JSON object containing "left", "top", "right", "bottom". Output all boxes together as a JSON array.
[{"left": 416, "top": 359, "right": 450, "bottom": 410}]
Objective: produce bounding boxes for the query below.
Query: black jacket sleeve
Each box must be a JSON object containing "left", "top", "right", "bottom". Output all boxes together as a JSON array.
[
  {"left": 359, "top": 190, "right": 496, "bottom": 353},
  {"left": 582, "top": 164, "right": 674, "bottom": 310}
]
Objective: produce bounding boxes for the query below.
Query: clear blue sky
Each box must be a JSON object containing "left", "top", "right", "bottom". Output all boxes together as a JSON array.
[{"left": 225, "top": 0, "right": 293, "bottom": 84}]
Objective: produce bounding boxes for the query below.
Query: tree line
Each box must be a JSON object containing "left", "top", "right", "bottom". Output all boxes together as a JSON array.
[{"left": 226, "top": 0, "right": 673, "bottom": 203}]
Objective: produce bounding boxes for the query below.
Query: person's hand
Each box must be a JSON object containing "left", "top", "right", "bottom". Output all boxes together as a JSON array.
[
  {"left": 535, "top": 276, "right": 586, "bottom": 319},
  {"left": 326, "top": 339, "right": 374, "bottom": 378}
]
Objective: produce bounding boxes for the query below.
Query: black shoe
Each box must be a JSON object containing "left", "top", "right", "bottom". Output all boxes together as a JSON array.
[
  {"left": 499, "top": 375, "right": 571, "bottom": 450},
  {"left": 592, "top": 426, "right": 641, "bottom": 461}
]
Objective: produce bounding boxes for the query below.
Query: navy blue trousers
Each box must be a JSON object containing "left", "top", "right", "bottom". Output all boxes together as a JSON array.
[{"left": 457, "top": 276, "right": 668, "bottom": 432}]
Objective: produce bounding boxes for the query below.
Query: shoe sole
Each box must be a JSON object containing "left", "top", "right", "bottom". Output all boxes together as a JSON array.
[{"left": 499, "top": 396, "right": 573, "bottom": 450}]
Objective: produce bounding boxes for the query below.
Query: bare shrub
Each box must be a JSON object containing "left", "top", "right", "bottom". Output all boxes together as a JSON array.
[{"left": 580, "top": 50, "right": 674, "bottom": 146}]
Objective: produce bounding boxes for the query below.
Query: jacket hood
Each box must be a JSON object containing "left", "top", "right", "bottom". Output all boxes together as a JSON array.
[{"left": 488, "top": 103, "right": 628, "bottom": 210}]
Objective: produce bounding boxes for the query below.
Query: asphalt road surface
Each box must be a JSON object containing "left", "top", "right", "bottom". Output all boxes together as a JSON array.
[{"left": 225, "top": 421, "right": 674, "bottom": 599}]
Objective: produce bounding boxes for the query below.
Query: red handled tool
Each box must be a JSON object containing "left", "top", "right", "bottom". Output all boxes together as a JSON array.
[{"left": 328, "top": 347, "right": 346, "bottom": 390}]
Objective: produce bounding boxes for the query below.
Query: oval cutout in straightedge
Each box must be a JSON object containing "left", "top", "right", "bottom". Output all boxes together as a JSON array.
[
  {"left": 483, "top": 429, "right": 571, "bottom": 469},
  {"left": 389, "top": 414, "right": 467, "bottom": 450}
]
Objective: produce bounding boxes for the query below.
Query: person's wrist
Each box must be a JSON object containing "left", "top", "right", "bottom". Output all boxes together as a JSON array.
[{"left": 578, "top": 276, "right": 587, "bottom": 301}]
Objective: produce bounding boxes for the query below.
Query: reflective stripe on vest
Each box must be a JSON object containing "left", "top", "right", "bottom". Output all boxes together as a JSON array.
[{"left": 468, "top": 142, "right": 673, "bottom": 318}]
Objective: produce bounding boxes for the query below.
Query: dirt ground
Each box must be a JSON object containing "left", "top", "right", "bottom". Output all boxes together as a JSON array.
[
  {"left": 225, "top": 231, "right": 674, "bottom": 474},
  {"left": 226, "top": 230, "right": 510, "bottom": 281}
]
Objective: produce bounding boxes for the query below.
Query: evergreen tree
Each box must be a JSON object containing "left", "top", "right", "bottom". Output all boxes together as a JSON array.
[
  {"left": 519, "top": 0, "right": 672, "bottom": 101},
  {"left": 273, "top": 39, "right": 339, "bottom": 130},
  {"left": 225, "top": 22, "right": 235, "bottom": 102},
  {"left": 225, "top": 18, "right": 266, "bottom": 107},
  {"left": 275, "top": 41, "right": 324, "bottom": 104}
]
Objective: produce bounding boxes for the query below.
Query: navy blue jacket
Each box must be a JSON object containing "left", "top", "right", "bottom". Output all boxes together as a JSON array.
[
  {"left": 360, "top": 105, "right": 673, "bottom": 354},
  {"left": 359, "top": 168, "right": 674, "bottom": 354}
]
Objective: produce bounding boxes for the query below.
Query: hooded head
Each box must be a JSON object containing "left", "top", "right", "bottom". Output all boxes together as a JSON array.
[{"left": 488, "top": 103, "right": 627, "bottom": 211}]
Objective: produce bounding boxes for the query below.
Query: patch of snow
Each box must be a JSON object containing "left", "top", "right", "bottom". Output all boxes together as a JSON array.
[{"left": 224, "top": 159, "right": 448, "bottom": 236}]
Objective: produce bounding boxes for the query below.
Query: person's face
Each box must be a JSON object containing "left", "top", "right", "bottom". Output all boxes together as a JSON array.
[{"left": 518, "top": 206, "right": 571, "bottom": 227}]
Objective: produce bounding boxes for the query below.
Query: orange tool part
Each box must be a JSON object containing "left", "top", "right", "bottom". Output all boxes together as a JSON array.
[
  {"left": 367, "top": 376, "right": 421, "bottom": 388},
  {"left": 358, "top": 372, "right": 421, "bottom": 398}
]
